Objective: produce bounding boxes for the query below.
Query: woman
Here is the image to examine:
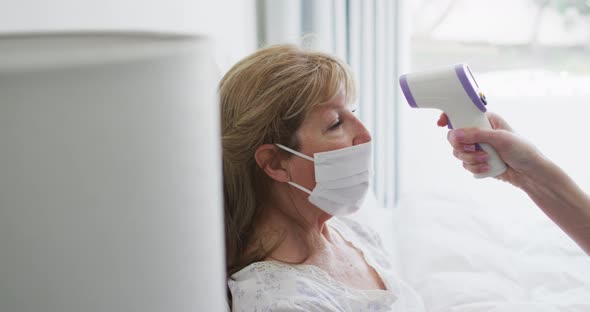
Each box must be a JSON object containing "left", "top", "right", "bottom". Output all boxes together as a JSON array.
[
  {"left": 439, "top": 112, "right": 590, "bottom": 254},
  {"left": 220, "top": 45, "right": 423, "bottom": 311}
]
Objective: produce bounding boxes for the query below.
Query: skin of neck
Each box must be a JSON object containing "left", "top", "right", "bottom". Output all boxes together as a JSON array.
[{"left": 253, "top": 181, "right": 337, "bottom": 263}]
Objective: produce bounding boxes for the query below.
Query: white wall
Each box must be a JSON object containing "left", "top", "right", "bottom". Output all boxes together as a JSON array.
[{"left": 0, "top": 0, "right": 258, "bottom": 72}]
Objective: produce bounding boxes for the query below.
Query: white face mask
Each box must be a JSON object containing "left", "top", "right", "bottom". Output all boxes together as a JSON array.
[{"left": 275, "top": 141, "right": 373, "bottom": 216}]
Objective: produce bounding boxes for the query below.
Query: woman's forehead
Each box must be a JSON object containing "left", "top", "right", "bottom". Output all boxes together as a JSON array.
[{"left": 307, "top": 98, "right": 349, "bottom": 122}]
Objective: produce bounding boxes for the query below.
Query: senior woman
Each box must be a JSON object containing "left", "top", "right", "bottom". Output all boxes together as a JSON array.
[{"left": 220, "top": 45, "right": 424, "bottom": 311}]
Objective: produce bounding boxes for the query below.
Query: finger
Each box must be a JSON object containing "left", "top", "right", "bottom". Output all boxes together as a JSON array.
[
  {"left": 463, "top": 162, "right": 490, "bottom": 174},
  {"left": 452, "top": 150, "right": 489, "bottom": 165},
  {"left": 447, "top": 129, "right": 461, "bottom": 147},
  {"left": 447, "top": 129, "right": 477, "bottom": 151},
  {"left": 449, "top": 127, "right": 512, "bottom": 151}
]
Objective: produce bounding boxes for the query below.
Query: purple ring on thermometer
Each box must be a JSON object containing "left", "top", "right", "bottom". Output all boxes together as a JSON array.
[
  {"left": 454, "top": 64, "right": 487, "bottom": 113},
  {"left": 398, "top": 74, "right": 417, "bottom": 108}
]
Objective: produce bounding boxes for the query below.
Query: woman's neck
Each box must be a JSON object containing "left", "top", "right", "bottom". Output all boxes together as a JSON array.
[{"left": 253, "top": 199, "right": 335, "bottom": 263}]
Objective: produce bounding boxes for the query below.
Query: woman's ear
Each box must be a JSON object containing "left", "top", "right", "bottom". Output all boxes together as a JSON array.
[{"left": 254, "top": 144, "right": 290, "bottom": 182}]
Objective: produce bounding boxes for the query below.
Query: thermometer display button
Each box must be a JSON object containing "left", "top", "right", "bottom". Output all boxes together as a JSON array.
[{"left": 479, "top": 92, "right": 487, "bottom": 105}]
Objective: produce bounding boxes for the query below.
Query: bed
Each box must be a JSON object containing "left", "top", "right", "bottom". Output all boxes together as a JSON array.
[{"left": 363, "top": 189, "right": 590, "bottom": 311}]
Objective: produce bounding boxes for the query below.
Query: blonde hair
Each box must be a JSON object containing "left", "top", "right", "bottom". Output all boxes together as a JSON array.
[{"left": 219, "top": 44, "right": 356, "bottom": 278}]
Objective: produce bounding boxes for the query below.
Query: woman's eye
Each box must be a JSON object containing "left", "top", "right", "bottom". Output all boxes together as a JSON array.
[{"left": 329, "top": 120, "right": 343, "bottom": 130}]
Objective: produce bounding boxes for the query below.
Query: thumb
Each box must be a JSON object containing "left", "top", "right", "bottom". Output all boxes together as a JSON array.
[{"left": 486, "top": 112, "right": 514, "bottom": 132}]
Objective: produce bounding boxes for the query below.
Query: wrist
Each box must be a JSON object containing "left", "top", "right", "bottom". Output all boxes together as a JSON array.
[{"left": 515, "top": 154, "right": 560, "bottom": 193}]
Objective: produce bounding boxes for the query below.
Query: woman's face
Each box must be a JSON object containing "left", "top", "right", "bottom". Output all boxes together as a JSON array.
[{"left": 286, "top": 93, "right": 371, "bottom": 192}]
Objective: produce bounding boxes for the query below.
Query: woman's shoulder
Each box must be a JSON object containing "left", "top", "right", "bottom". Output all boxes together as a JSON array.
[
  {"left": 229, "top": 261, "right": 348, "bottom": 292},
  {"left": 230, "top": 261, "right": 309, "bottom": 286},
  {"left": 228, "top": 261, "right": 346, "bottom": 311}
]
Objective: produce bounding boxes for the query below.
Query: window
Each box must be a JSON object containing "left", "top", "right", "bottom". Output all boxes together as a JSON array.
[{"left": 401, "top": 0, "right": 590, "bottom": 208}]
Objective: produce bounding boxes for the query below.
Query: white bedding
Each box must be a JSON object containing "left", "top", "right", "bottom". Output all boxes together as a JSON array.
[{"left": 389, "top": 191, "right": 590, "bottom": 311}]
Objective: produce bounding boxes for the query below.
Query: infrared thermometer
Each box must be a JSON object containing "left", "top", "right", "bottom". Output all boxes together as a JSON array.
[{"left": 399, "top": 64, "right": 507, "bottom": 178}]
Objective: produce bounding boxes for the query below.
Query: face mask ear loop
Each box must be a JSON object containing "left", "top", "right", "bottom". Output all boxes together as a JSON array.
[
  {"left": 275, "top": 144, "right": 314, "bottom": 162},
  {"left": 287, "top": 181, "right": 312, "bottom": 195},
  {"left": 275, "top": 144, "right": 315, "bottom": 195}
]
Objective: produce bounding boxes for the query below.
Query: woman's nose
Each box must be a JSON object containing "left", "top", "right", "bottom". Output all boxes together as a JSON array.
[{"left": 353, "top": 123, "right": 372, "bottom": 146}]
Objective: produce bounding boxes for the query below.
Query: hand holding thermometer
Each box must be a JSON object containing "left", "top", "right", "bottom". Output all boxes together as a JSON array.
[{"left": 399, "top": 64, "right": 507, "bottom": 179}]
